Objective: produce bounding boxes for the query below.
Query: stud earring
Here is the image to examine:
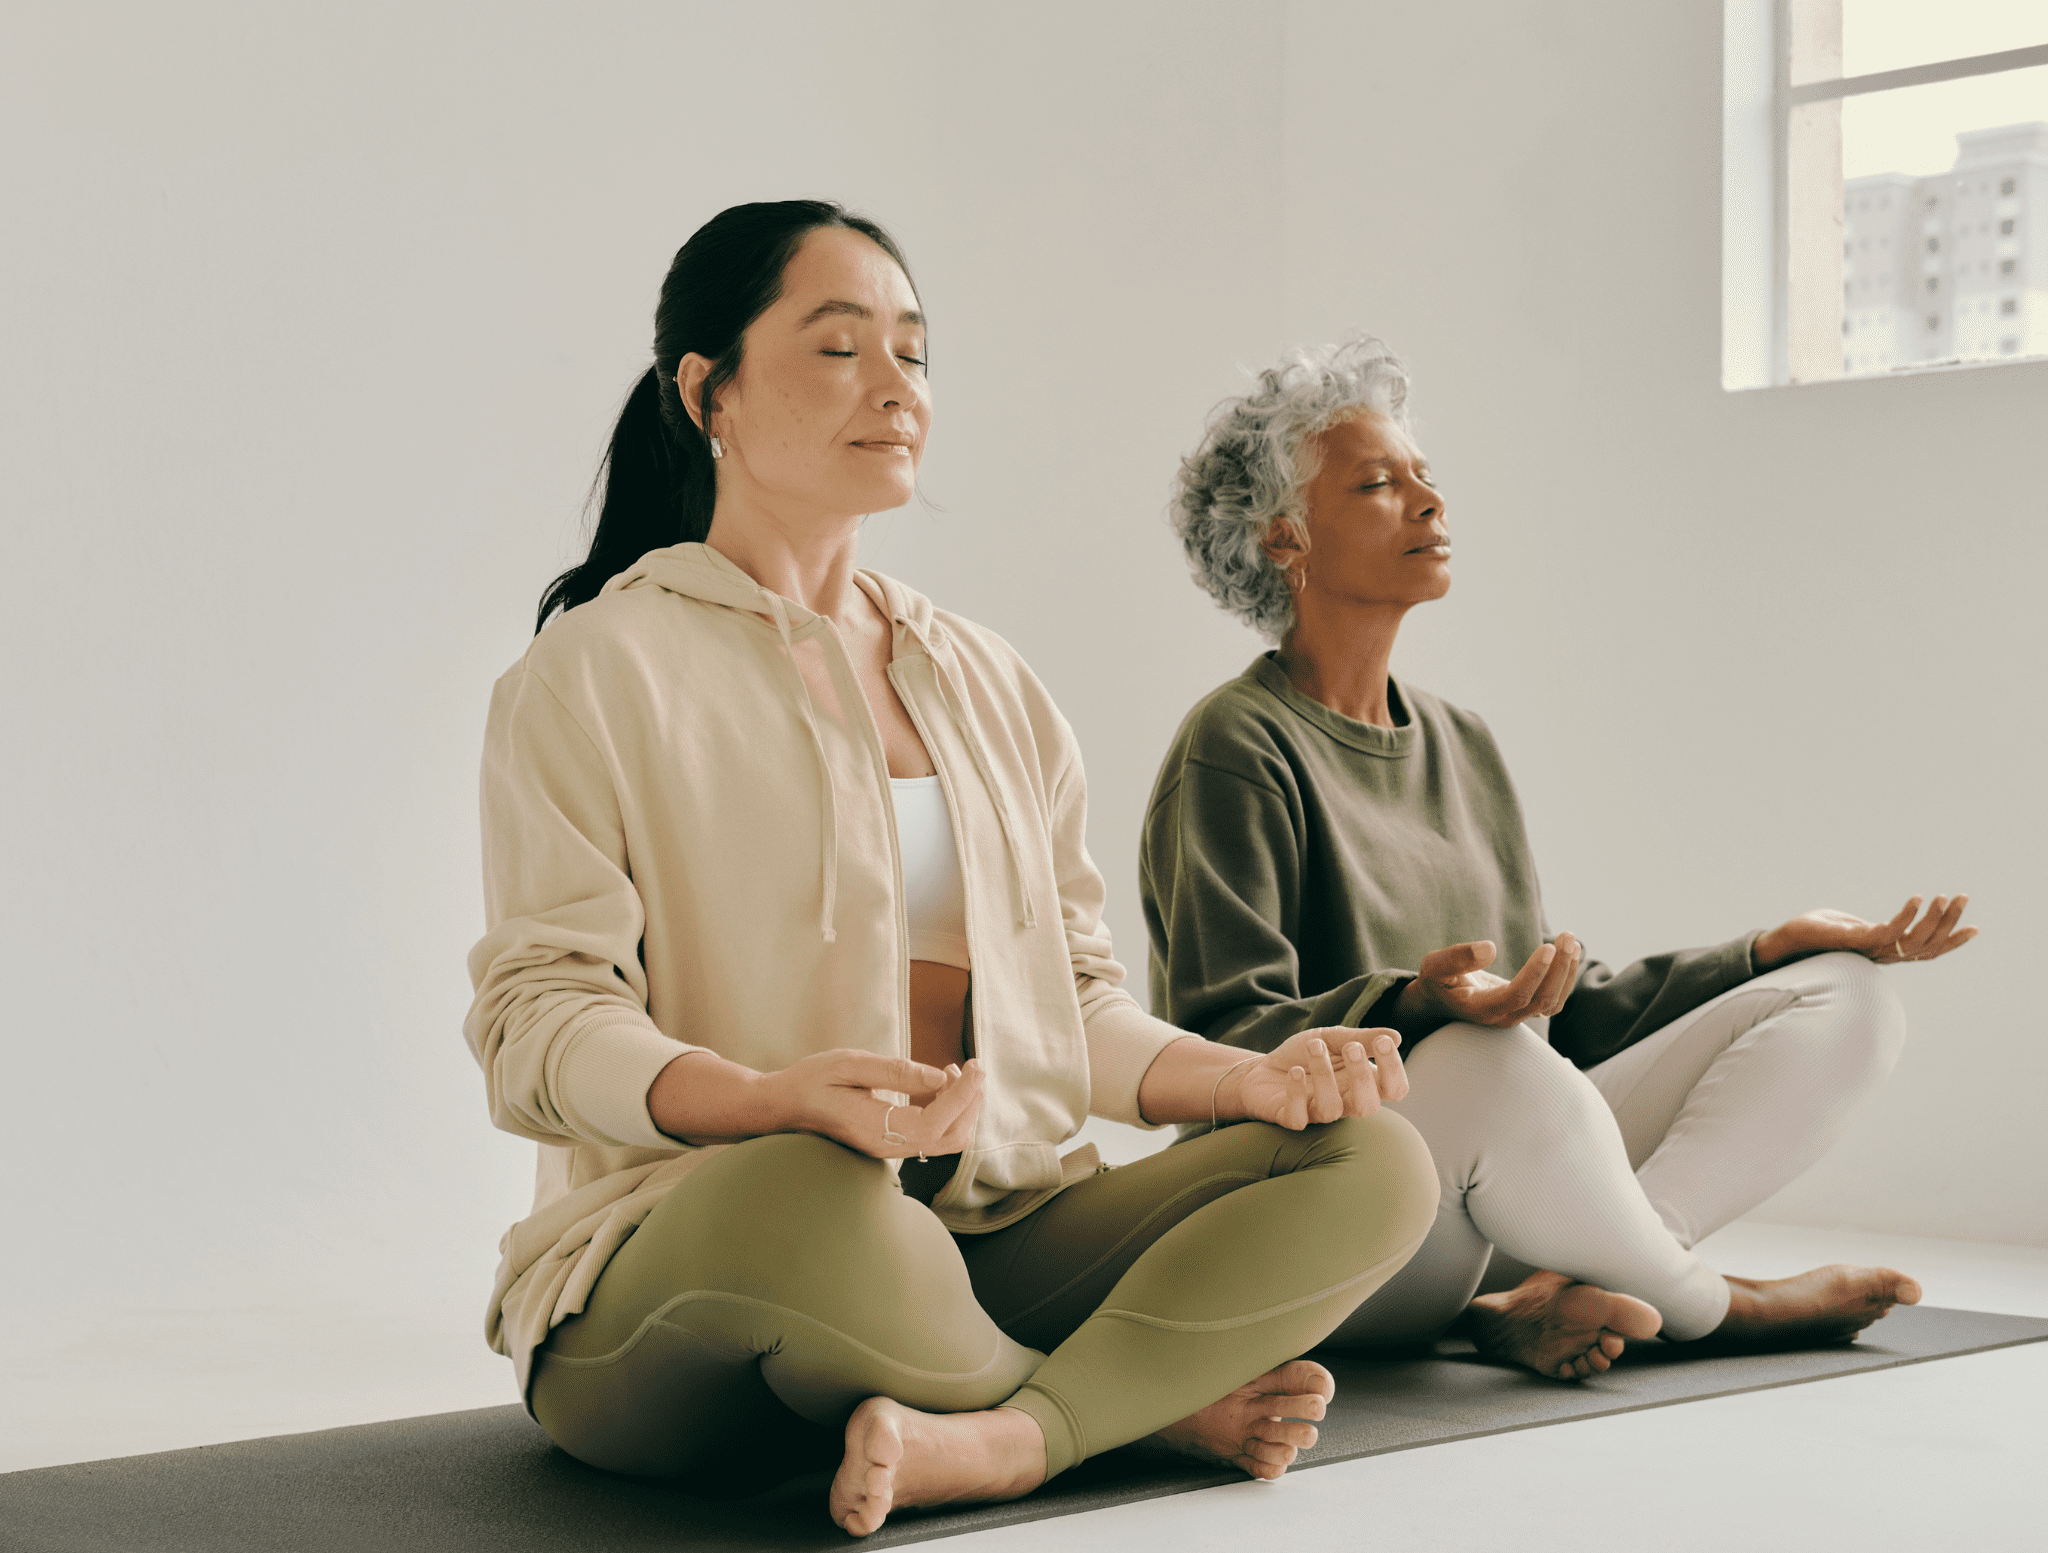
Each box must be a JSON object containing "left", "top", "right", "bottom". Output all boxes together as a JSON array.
[{"left": 709, "top": 435, "right": 726, "bottom": 460}]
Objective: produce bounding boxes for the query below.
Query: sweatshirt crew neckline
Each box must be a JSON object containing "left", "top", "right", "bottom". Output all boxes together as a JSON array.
[{"left": 1247, "top": 654, "right": 1417, "bottom": 760}]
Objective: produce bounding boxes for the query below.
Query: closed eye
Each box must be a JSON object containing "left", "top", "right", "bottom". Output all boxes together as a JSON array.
[{"left": 822, "top": 349, "right": 927, "bottom": 369}]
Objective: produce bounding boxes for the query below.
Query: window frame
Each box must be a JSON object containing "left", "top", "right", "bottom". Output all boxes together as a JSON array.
[{"left": 1723, "top": 0, "right": 2048, "bottom": 389}]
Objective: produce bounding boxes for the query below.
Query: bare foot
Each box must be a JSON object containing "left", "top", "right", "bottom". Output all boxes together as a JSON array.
[
  {"left": 1700, "top": 1264, "right": 1922, "bottom": 1350},
  {"left": 1466, "top": 1270, "right": 1663, "bottom": 1381},
  {"left": 829, "top": 1398, "right": 1046, "bottom": 1538},
  {"left": 1134, "top": 1359, "right": 1334, "bottom": 1482}
]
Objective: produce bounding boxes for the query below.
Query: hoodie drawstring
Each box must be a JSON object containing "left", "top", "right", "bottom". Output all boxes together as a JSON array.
[
  {"left": 910, "top": 619, "right": 1038, "bottom": 932},
  {"left": 768, "top": 594, "right": 840, "bottom": 943}
]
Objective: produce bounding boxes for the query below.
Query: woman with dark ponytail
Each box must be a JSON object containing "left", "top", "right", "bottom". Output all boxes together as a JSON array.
[
  {"left": 535, "top": 200, "right": 905, "bottom": 629},
  {"left": 464, "top": 200, "right": 1439, "bottom": 1535}
]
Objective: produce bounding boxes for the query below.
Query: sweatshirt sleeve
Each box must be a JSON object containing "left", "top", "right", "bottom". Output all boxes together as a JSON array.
[
  {"left": 1046, "top": 750, "right": 1195, "bottom": 1129},
  {"left": 1545, "top": 932, "right": 1762, "bottom": 1068},
  {"left": 462, "top": 666, "right": 705, "bottom": 1151},
  {"left": 1141, "top": 755, "right": 1406, "bottom": 1056}
]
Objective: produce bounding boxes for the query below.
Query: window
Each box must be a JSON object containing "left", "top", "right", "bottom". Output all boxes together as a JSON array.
[{"left": 1724, "top": 1, "right": 2048, "bottom": 385}]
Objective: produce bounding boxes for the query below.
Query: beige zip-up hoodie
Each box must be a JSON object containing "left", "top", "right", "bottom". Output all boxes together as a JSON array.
[{"left": 465, "top": 543, "right": 1189, "bottom": 1394}]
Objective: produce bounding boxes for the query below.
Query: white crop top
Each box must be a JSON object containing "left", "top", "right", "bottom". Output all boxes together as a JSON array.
[{"left": 890, "top": 776, "right": 970, "bottom": 970}]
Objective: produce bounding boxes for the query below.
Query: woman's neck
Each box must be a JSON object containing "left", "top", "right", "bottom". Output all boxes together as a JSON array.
[
  {"left": 704, "top": 500, "right": 867, "bottom": 623},
  {"left": 1274, "top": 601, "right": 1410, "bottom": 727}
]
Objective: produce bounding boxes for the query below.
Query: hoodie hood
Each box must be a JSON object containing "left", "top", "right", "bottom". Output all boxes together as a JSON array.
[
  {"left": 595, "top": 543, "right": 1031, "bottom": 938},
  {"left": 601, "top": 542, "right": 939, "bottom": 643}
]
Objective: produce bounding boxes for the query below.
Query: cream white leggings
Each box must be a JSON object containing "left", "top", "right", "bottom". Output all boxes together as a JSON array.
[{"left": 1323, "top": 952, "right": 1906, "bottom": 1345}]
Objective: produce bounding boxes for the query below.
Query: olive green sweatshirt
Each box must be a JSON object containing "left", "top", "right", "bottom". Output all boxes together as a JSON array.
[{"left": 1140, "top": 655, "right": 1759, "bottom": 1069}]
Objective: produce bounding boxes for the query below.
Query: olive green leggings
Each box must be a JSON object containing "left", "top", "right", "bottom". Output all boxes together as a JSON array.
[{"left": 528, "top": 1112, "right": 1437, "bottom": 1486}]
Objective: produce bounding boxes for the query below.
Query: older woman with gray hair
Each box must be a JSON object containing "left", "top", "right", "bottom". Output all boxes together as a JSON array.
[{"left": 1139, "top": 336, "right": 1977, "bottom": 1378}]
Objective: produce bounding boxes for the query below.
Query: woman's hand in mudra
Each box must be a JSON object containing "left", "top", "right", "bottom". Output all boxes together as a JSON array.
[
  {"left": 1224, "top": 1030, "right": 1409, "bottom": 1130},
  {"left": 778, "top": 1050, "right": 986, "bottom": 1160},
  {"left": 1753, "top": 895, "right": 1977, "bottom": 971},
  {"left": 1393, "top": 933, "right": 1583, "bottom": 1029}
]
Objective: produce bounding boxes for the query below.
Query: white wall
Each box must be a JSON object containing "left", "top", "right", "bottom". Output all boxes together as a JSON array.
[
  {"left": 1, "top": 0, "right": 2039, "bottom": 1373},
  {"left": 0, "top": 0, "right": 1284, "bottom": 1330}
]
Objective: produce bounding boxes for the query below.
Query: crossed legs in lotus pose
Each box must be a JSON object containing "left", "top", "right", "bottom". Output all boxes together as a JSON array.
[
  {"left": 1324, "top": 953, "right": 1920, "bottom": 1377},
  {"left": 530, "top": 1112, "right": 1438, "bottom": 1535}
]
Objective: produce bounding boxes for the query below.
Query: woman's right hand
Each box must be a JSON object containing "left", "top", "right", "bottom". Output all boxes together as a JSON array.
[
  {"left": 1394, "top": 933, "right": 1582, "bottom": 1029},
  {"left": 773, "top": 1050, "right": 986, "bottom": 1160}
]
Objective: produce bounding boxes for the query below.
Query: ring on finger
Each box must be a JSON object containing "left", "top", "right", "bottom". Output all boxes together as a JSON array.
[{"left": 881, "top": 1104, "right": 909, "bottom": 1147}]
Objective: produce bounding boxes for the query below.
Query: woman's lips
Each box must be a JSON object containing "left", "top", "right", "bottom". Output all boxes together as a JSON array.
[{"left": 852, "top": 440, "right": 913, "bottom": 454}]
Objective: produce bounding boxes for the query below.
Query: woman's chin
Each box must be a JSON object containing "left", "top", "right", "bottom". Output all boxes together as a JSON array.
[{"left": 858, "top": 479, "right": 920, "bottom": 514}]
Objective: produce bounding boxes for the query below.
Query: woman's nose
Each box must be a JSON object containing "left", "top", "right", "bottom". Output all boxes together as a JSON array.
[{"left": 874, "top": 365, "right": 914, "bottom": 409}]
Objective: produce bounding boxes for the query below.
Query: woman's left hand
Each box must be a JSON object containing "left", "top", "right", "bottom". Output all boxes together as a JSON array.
[
  {"left": 1226, "top": 1030, "right": 1409, "bottom": 1130},
  {"left": 1753, "top": 895, "right": 1978, "bottom": 971}
]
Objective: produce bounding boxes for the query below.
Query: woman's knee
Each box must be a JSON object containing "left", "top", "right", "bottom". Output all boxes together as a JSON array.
[
  {"left": 1818, "top": 949, "right": 1906, "bottom": 1048},
  {"left": 1407, "top": 1021, "right": 1611, "bottom": 1128},
  {"left": 635, "top": 1132, "right": 904, "bottom": 1289},
  {"left": 1755, "top": 950, "right": 1908, "bottom": 1078},
  {"left": 1289, "top": 1110, "right": 1442, "bottom": 1250}
]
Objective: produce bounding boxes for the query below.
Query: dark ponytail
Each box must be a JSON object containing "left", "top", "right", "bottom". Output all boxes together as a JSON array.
[{"left": 536, "top": 199, "right": 920, "bottom": 632}]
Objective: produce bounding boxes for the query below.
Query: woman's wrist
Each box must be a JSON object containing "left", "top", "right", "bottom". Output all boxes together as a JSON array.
[
  {"left": 1391, "top": 974, "right": 1436, "bottom": 1029},
  {"left": 1136, "top": 1035, "right": 1256, "bottom": 1127},
  {"left": 1214, "top": 1056, "right": 1260, "bottom": 1125},
  {"left": 648, "top": 1049, "right": 788, "bottom": 1144}
]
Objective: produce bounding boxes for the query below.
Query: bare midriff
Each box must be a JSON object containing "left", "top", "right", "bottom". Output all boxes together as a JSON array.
[{"left": 908, "top": 961, "right": 971, "bottom": 1073}]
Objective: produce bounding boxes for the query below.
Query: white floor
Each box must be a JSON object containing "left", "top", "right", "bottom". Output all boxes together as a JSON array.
[{"left": 5, "top": 1220, "right": 2043, "bottom": 1552}]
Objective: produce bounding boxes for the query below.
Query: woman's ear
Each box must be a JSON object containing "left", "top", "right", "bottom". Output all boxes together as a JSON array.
[
  {"left": 676, "top": 353, "right": 716, "bottom": 433},
  {"left": 1261, "top": 517, "right": 1308, "bottom": 570}
]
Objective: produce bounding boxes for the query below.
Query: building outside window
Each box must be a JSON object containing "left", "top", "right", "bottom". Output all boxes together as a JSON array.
[{"left": 1725, "top": 1, "right": 2048, "bottom": 386}]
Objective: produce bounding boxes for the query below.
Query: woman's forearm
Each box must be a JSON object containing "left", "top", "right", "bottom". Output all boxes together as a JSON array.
[
  {"left": 1136, "top": 1036, "right": 1260, "bottom": 1127},
  {"left": 647, "top": 1049, "right": 795, "bottom": 1145}
]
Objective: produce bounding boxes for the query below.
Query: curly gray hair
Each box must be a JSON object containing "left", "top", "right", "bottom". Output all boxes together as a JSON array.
[{"left": 1170, "top": 335, "right": 1412, "bottom": 642}]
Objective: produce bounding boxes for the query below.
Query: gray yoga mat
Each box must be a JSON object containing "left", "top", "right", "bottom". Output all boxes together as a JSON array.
[{"left": 5, "top": 1304, "right": 2043, "bottom": 1553}]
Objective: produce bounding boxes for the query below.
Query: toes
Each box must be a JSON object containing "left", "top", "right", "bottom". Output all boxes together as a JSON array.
[
  {"left": 1258, "top": 1362, "right": 1334, "bottom": 1408},
  {"left": 1558, "top": 1349, "right": 1599, "bottom": 1380},
  {"left": 1244, "top": 1437, "right": 1297, "bottom": 1467},
  {"left": 1263, "top": 1391, "right": 1327, "bottom": 1422},
  {"left": 1251, "top": 1418, "right": 1318, "bottom": 1450},
  {"left": 1271, "top": 1359, "right": 1335, "bottom": 1399},
  {"left": 1598, "top": 1332, "right": 1625, "bottom": 1361}
]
